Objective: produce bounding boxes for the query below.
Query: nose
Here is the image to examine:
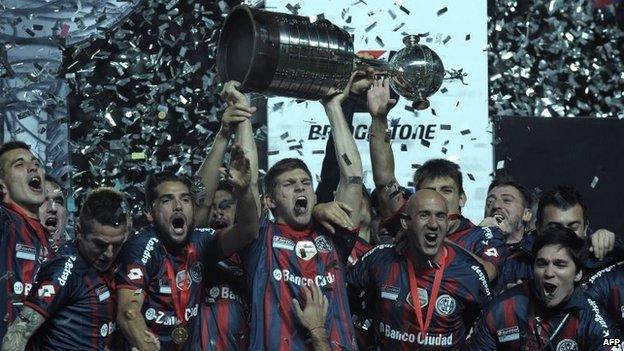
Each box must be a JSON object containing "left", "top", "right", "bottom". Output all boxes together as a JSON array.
[
  {"left": 543, "top": 263, "right": 555, "bottom": 278},
  {"left": 426, "top": 216, "right": 439, "bottom": 229},
  {"left": 48, "top": 201, "right": 58, "bottom": 213},
  {"left": 172, "top": 198, "right": 183, "bottom": 211},
  {"left": 294, "top": 181, "right": 305, "bottom": 192},
  {"left": 102, "top": 244, "right": 114, "bottom": 260}
]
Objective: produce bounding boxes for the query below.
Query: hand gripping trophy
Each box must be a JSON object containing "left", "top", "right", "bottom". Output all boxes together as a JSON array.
[{"left": 217, "top": 5, "right": 445, "bottom": 110}]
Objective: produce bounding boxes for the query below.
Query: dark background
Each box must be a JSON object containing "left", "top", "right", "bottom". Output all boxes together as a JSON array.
[{"left": 493, "top": 116, "right": 624, "bottom": 234}]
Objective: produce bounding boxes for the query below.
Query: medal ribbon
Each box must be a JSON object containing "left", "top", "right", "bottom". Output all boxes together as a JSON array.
[
  {"left": 406, "top": 247, "right": 448, "bottom": 336},
  {"left": 162, "top": 243, "right": 196, "bottom": 327}
]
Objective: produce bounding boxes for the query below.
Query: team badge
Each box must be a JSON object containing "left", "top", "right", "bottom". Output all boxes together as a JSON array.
[
  {"left": 176, "top": 270, "right": 191, "bottom": 290},
  {"left": 557, "top": 339, "right": 578, "bottom": 351},
  {"left": 100, "top": 323, "right": 109, "bottom": 337},
  {"left": 295, "top": 241, "right": 318, "bottom": 261},
  {"left": 314, "top": 236, "right": 333, "bottom": 253},
  {"left": 435, "top": 294, "right": 457, "bottom": 316},
  {"left": 189, "top": 262, "right": 203, "bottom": 283},
  {"left": 406, "top": 288, "right": 429, "bottom": 309}
]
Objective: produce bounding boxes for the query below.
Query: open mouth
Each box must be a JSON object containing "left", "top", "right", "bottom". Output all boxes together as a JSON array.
[
  {"left": 211, "top": 219, "right": 229, "bottom": 229},
  {"left": 44, "top": 217, "right": 58, "bottom": 230},
  {"left": 28, "top": 176, "right": 43, "bottom": 193},
  {"left": 294, "top": 196, "right": 308, "bottom": 215},
  {"left": 171, "top": 216, "right": 186, "bottom": 235},
  {"left": 493, "top": 213, "right": 505, "bottom": 223},
  {"left": 543, "top": 282, "right": 557, "bottom": 296},
  {"left": 424, "top": 233, "right": 438, "bottom": 246}
]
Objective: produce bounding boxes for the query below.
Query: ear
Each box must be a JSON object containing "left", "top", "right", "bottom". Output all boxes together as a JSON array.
[
  {"left": 458, "top": 192, "right": 467, "bottom": 209},
  {"left": 574, "top": 268, "right": 583, "bottom": 283},
  {"left": 522, "top": 208, "right": 532, "bottom": 223},
  {"left": 146, "top": 209, "right": 154, "bottom": 223},
  {"left": 400, "top": 217, "right": 409, "bottom": 231},
  {"left": 75, "top": 223, "right": 84, "bottom": 240},
  {"left": 265, "top": 194, "right": 277, "bottom": 209}
]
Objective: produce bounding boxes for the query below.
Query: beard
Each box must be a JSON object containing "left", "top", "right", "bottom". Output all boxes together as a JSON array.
[{"left": 154, "top": 219, "right": 192, "bottom": 254}]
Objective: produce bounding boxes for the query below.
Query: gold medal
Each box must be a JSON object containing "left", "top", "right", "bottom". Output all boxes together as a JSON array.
[{"left": 172, "top": 326, "right": 189, "bottom": 345}]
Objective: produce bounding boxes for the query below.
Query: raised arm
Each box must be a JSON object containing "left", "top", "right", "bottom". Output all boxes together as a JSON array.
[
  {"left": 116, "top": 288, "right": 160, "bottom": 351},
  {"left": 217, "top": 144, "right": 259, "bottom": 257},
  {"left": 196, "top": 81, "right": 255, "bottom": 214},
  {"left": 320, "top": 73, "right": 364, "bottom": 227},
  {"left": 1, "top": 307, "right": 45, "bottom": 351},
  {"left": 367, "top": 77, "right": 400, "bottom": 219}
]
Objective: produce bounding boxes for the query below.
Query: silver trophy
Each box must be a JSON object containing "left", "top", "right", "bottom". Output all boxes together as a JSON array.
[{"left": 217, "top": 5, "right": 445, "bottom": 110}]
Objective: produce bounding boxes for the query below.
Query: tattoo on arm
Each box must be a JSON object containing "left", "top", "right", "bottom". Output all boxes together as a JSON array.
[
  {"left": 383, "top": 180, "right": 402, "bottom": 199},
  {"left": 1, "top": 307, "right": 45, "bottom": 351}
]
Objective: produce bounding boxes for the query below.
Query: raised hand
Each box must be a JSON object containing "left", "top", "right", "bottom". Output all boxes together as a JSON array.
[
  {"left": 312, "top": 201, "right": 355, "bottom": 234},
  {"left": 367, "top": 76, "right": 397, "bottom": 119},
  {"left": 220, "top": 80, "right": 248, "bottom": 106},
  {"left": 220, "top": 143, "right": 251, "bottom": 191},
  {"left": 321, "top": 70, "right": 367, "bottom": 107}
]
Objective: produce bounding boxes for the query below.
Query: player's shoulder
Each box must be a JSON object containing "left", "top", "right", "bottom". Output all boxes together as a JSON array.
[
  {"left": 359, "top": 243, "right": 398, "bottom": 263},
  {"left": 38, "top": 245, "right": 83, "bottom": 283},
  {"left": 585, "top": 260, "right": 624, "bottom": 285},
  {"left": 125, "top": 226, "right": 160, "bottom": 248},
  {"left": 470, "top": 225, "right": 505, "bottom": 241},
  {"left": 446, "top": 241, "right": 481, "bottom": 267},
  {"left": 485, "top": 282, "right": 529, "bottom": 312}
]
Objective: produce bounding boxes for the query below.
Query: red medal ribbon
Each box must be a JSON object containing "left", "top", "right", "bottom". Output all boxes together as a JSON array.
[
  {"left": 406, "top": 246, "right": 448, "bottom": 336},
  {"left": 162, "top": 243, "right": 196, "bottom": 327}
]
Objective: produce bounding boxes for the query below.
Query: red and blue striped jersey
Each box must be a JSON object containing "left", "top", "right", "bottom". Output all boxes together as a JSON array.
[
  {"left": 115, "top": 226, "right": 219, "bottom": 350},
  {"left": 0, "top": 202, "right": 51, "bottom": 341},
  {"left": 381, "top": 201, "right": 505, "bottom": 265},
  {"left": 464, "top": 280, "right": 620, "bottom": 351},
  {"left": 242, "top": 215, "right": 358, "bottom": 351},
  {"left": 583, "top": 260, "right": 624, "bottom": 329},
  {"left": 201, "top": 254, "right": 249, "bottom": 351},
  {"left": 24, "top": 241, "right": 116, "bottom": 350},
  {"left": 347, "top": 237, "right": 373, "bottom": 267},
  {"left": 346, "top": 242, "right": 492, "bottom": 350}
]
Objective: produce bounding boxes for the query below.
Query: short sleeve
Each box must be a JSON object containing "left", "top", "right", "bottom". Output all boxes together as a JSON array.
[
  {"left": 24, "top": 257, "right": 77, "bottom": 319},
  {"left": 115, "top": 233, "right": 159, "bottom": 291},
  {"left": 240, "top": 214, "right": 270, "bottom": 270}
]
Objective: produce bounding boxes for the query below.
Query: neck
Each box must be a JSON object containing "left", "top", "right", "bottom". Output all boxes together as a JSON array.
[
  {"left": 359, "top": 226, "right": 371, "bottom": 242},
  {"left": 506, "top": 229, "right": 524, "bottom": 244},
  {"left": 408, "top": 248, "right": 443, "bottom": 269},
  {"left": 5, "top": 199, "right": 39, "bottom": 219},
  {"left": 159, "top": 235, "right": 186, "bottom": 257},
  {"left": 448, "top": 217, "right": 460, "bottom": 233}
]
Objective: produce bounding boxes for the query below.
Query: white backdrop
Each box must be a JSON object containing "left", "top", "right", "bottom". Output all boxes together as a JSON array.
[{"left": 265, "top": 0, "right": 491, "bottom": 222}]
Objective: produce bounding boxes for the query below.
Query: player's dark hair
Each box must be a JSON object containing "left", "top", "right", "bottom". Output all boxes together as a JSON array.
[
  {"left": 0, "top": 141, "right": 31, "bottom": 178},
  {"left": 413, "top": 159, "right": 464, "bottom": 195},
  {"left": 44, "top": 174, "right": 66, "bottom": 196},
  {"left": 79, "top": 188, "right": 129, "bottom": 235},
  {"left": 216, "top": 179, "right": 234, "bottom": 195},
  {"left": 264, "top": 158, "right": 313, "bottom": 195},
  {"left": 532, "top": 224, "right": 588, "bottom": 274},
  {"left": 145, "top": 171, "right": 193, "bottom": 210},
  {"left": 488, "top": 176, "right": 532, "bottom": 208},
  {"left": 536, "top": 185, "right": 588, "bottom": 226}
]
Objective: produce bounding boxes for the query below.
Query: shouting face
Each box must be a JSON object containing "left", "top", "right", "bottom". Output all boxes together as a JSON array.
[
  {"left": 533, "top": 244, "right": 581, "bottom": 308},
  {"left": 0, "top": 148, "right": 45, "bottom": 217},
  {"left": 149, "top": 181, "right": 195, "bottom": 248},
  {"left": 402, "top": 190, "right": 449, "bottom": 263},
  {"left": 39, "top": 180, "right": 68, "bottom": 240},
  {"left": 267, "top": 168, "right": 317, "bottom": 229},
  {"left": 78, "top": 220, "right": 129, "bottom": 272}
]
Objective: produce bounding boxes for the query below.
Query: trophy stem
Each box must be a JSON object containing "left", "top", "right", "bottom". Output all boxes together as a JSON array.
[{"left": 353, "top": 56, "right": 390, "bottom": 73}]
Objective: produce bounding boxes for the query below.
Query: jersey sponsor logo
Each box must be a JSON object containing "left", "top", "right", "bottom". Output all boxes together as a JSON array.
[
  {"left": 100, "top": 322, "right": 115, "bottom": 337},
  {"left": 127, "top": 267, "right": 144, "bottom": 281},
  {"left": 482, "top": 227, "right": 494, "bottom": 240},
  {"left": 141, "top": 237, "right": 159, "bottom": 265},
  {"left": 272, "top": 236, "right": 295, "bottom": 251},
  {"left": 58, "top": 256, "right": 77, "bottom": 286},
  {"left": 145, "top": 304, "right": 199, "bottom": 325},
  {"left": 471, "top": 265, "right": 491, "bottom": 296},
  {"left": 295, "top": 240, "right": 318, "bottom": 260},
  {"left": 406, "top": 288, "right": 429, "bottom": 309},
  {"left": 556, "top": 339, "right": 578, "bottom": 351},
  {"left": 95, "top": 285, "right": 111, "bottom": 302},
  {"left": 314, "top": 235, "right": 333, "bottom": 253},
  {"left": 380, "top": 285, "right": 400, "bottom": 301},
  {"left": 176, "top": 270, "right": 191, "bottom": 291},
  {"left": 13, "top": 281, "right": 23, "bottom": 295},
  {"left": 189, "top": 262, "right": 203, "bottom": 283},
  {"left": 206, "top": 286, "right": 245, "bottom": 304},
  {"left": 484, "top": 247, "right": 499, "bottom": 257},
  {"left": 435, "top": 294, "right": 456, "bottom": 316},
  {"left": 272, "top": 268, "right": 336, "bottom": 287},
  {"left": 378, "top": 322, "right": 453, "bottom": 346},
  {"left": 15, "top": 243, "right": 36, "bottom": 261},
  {"left": 587, "top": 261, "right": 624, "bottom": 284},
  {"left": 497, "top": 326, "right": 520, "bottom": 343},
  {"left": 586, "top": 298, "right": 610, "bottom": 337}
]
